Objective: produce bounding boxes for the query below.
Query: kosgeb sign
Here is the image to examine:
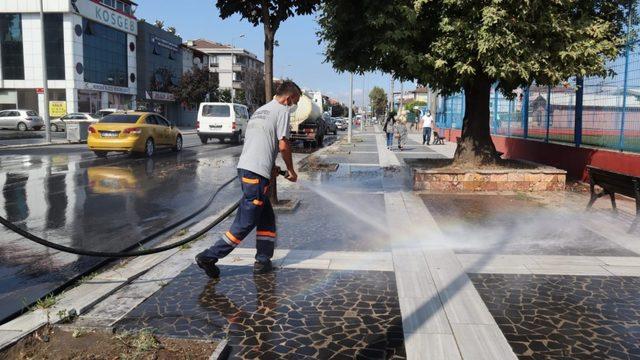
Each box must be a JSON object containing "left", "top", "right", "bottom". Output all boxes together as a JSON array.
[{"left": 72, "top": 0, "right": 137, "bottom": 35}]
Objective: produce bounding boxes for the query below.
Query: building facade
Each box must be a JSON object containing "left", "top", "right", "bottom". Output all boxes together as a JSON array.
[
  {"left": 135, "top": 21, "right": 182, "bottom": 120},
  {"left": 189, "top": 39, "right": 264, "bottom": 111},
  {"left": 0, "top": 0, "right": 138, "bottom": 116}
]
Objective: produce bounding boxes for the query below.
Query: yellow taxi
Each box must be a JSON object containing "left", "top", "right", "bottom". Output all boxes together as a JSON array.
[{"left": 87, "top": 112, "right": 183, "bottom": 157}]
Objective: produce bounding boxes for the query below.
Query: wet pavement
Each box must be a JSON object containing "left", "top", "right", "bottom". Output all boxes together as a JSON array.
[
  {"left": 0, "top": 134, "right": 243, "bottom": 323},
  {"left": 471, "top": 273, "right": 640, "bottom": 359},
  {"left": 422, "top": 194, "right": 636, "bottom": 256},
  {"left": 116, "top": 265, "right": 406, "bottom": 359}
]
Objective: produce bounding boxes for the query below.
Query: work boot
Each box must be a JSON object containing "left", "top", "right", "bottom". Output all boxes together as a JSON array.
[
  {"left": 253, "top": 260, "right": 273, "bottom": 274},
  {"left": 195, "top": 254, "right": 220, "bottom": 278}
]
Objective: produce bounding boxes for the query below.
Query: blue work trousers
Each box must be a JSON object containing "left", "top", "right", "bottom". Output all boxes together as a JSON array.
[{"left": 198, "top": 169, "right": 276, "bottom": 264}]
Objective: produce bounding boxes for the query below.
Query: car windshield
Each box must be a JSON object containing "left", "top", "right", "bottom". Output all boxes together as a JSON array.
[
  {"left": 202, "top": 105, "right": 230, "bottom": 117},
  {"left": 100, "top": 115, "right": 140, "bottom": 124},
  {"left": 26, "top": 111, "right": 38, "bottom": 116}
]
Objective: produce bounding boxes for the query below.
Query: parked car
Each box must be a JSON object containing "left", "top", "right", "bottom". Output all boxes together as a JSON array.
[
  {"left": 50, "top": 112, "right": 100, "bottom": 132},
  {"left": 94, "top": 108, "right": 121, "bottom": 119},
  {"left": 196, "top": 103, "right": 249, "bottom": 144},
  {"left": 333, "top": 118, "right": 348, "bottom": 131},
  {"left": 0, "top": 109, "right": 44, "bottom": 131},
  {"left": 87, "top": 112, "right": 182, "bottom": 158},
  {"left": 325, "top": 117, "right": 338, "bottom": 135}
]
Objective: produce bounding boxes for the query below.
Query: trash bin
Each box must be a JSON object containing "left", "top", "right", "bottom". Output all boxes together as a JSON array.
[{"left": 66, "top": 120, "right": 95, "bottom": 143}]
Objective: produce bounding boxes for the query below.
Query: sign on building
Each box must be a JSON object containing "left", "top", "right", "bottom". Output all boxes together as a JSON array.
[
  {"left": 49, "top": 101, "right": 67, "bottom": 117},
  {"left": 72, "top": 0, "right": 138, "bottom": 35}
]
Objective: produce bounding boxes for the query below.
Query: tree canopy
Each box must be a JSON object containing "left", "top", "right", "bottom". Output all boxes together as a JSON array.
[
  {"left": 215, "top": 0, "right": 319, "bottom": 102},
  {"left": 173, "top": 67, "right": 219, "bottom": 109},
  {"left": 319, "top": 0, "right": 632, "bottom": 96},
  {"left": 319, "top": 0, "right": 633, "bottom": 163},
  {"left": 369, "top": 86, "right": 388, "bottom": 117}
]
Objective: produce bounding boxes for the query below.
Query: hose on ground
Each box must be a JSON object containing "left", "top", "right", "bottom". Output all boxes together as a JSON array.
[{"left": 0, "top": 177, "right": 239, "bottom": 257}]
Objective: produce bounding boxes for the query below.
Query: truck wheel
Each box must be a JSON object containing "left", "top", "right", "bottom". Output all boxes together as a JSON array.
[
  {"left": 316, "top": 135, "right": 324, "bottom": 147},
  {"left": 94, "top": 151, "right": 108, "bottom": 158},
  {"left": 303, "top": 141, "right": 311, "bottom": 149},
  {"left": 231, "top": 133, "right": 240, "bottom": 144},
  {"left": 200, "top": 136, "right": 208, "bottom": 144}
]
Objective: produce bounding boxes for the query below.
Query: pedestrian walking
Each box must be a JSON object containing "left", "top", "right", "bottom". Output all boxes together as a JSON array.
[
  {"left": 395, "top": 112, "right": 408, "bottom": 151},
  {"left": 422, "top": 110, "right": 433, "bottom": 145},
  {"left": 383, "top": 111, "right": 396, "bottom": 149},
  {"left": 195, "top": 81, "right": 301, "bottom": 278}
]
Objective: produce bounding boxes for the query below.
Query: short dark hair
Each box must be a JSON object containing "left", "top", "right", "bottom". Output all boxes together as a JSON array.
[{"left": 275, "top": 80, "right": 302, "bottom": 97}]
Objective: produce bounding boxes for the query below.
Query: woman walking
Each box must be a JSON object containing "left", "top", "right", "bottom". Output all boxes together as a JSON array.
[
  {"left": 383, "top": 111, "right": 396, "bottom": 149},
  {"left": 395, "top": 112, "right": 408, "bottom": 151}
]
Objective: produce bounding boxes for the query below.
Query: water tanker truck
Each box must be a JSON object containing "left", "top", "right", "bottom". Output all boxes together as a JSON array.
[{"left": 289, "top": 93, "right": 326, "bottom": 148}]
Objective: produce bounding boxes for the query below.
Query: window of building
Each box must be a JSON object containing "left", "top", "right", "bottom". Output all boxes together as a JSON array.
[
  {"left": 210, "top": 55, "right": 218, "bottom": 66},
  {"left": 82, "top": 19, "right": 128, "bottom": 87},
  {"left": 44, "top": 14, "right": 65, "bottom": 80},
  {"left": 0, "top": 14, "right": 24, "bottom": 80}
]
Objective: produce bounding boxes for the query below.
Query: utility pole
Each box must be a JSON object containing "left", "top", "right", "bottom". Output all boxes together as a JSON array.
[
  {"left": 39, "top": 0, "right": 50, "bottom": 142},
  {"left": 361, "top": 76, "right": 365, "bottom": 131},
  {"left": 348, "top": 73, "right": 353, "bottom": 144},
  {"left": 389, "top": 75, "right": 394, "bottom": 113},
  {"left": 399, "top": 81, "right": 404, "bottom": 113}
]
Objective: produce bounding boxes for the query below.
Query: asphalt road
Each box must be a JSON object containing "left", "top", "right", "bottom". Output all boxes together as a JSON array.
[{"left": 0, "top": 133, "right": 245, "bottom": 323}]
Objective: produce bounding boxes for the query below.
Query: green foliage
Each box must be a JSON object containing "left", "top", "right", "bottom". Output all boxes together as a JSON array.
[
  {"left": 216, "top": 1, "right": 319, "bottom": 32},
  {"left": 404, "top": 100, "right": 427, "bottom": 111},
  {"left": 219, "top": 89, "right": 232, "bottom": 103},
  {"left": 318, "top": 0, "right": 633, "bottom": 97},
  {"left": 368, "top": 86, "right": 388, "bottom": 116},
  {"left": 173, "top": 67, "right": 219, "bottom": 109}
]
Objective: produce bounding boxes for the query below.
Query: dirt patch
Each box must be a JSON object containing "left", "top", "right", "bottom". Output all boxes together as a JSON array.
[
  {"left": 299, "top": 155, "right": 339, "bottom": 172},
  {"left": 1, "top": 325, "right": 217, "bottom": 360}
]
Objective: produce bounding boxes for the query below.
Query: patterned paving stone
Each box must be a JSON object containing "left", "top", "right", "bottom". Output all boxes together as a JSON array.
[
  {"left": 469, "top": 273, "right": 640, "bottom": 360},
  {"left": 116, "top": 265, "right": 406, "bottom": 359}
]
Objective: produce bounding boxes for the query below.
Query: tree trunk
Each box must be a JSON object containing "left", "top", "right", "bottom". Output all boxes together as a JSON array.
[
  {"left": 454, "top": 75, "right": 499, "bottom": 165},
  {"left": 263, "top": 22, "right": 274, "bottom": 102}
]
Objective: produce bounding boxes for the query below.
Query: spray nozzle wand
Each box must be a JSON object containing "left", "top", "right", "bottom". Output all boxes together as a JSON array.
[{"left": 278, "top": 169, "right": 290, "bottom": 178}]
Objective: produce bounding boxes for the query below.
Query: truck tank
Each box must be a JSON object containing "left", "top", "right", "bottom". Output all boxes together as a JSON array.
[{"left": 289, "top": 93, "right": 322, "bottom": 131}]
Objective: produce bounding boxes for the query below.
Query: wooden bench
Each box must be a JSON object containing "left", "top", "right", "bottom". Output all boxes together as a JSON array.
[
  {"left": 586, "top": 165, "right": 640, "bottom": 233},
  {"left": 432, "top": 131, "right": 446, "bottom": 145}
]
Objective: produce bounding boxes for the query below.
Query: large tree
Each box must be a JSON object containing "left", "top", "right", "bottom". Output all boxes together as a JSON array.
[
  {"left": 173, "top": 67, "right": 219, "bottom": 109},
  {"left": 319, "top": 0, "right": 632, "bottom": 164},
  {"left": 369, "top": 86, "right": 388, "bottom": 117},
  {"left": 216, "top": 0, "right": 319, "bottom": 103}
]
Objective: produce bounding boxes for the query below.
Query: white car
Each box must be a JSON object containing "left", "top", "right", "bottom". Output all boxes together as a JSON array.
[
  {"left": 0, "top": 109, "right": 44, "bottom": 131},
  {"left": 50, "top": 113, "right": 100, "bottom": 132},
  {"left": 196, "top": 103, "right": 249, "bottom": 144},
  {"left": 95, "top": 108, "right": 121, "bottom": 119}
]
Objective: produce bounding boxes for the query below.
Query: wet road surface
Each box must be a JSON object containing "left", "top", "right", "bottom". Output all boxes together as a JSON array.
[{"left": 0, "top": 134, "right": 244, "bottom": 323}]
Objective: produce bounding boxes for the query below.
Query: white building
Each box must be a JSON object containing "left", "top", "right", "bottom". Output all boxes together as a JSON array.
[
  {"left": 188, "top": 39, "right": 264, "bottom": 100},
  {"left": 0, "top": 0, "right": 138, "bottom": 115}
]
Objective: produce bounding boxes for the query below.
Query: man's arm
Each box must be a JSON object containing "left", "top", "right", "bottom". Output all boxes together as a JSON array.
[{"left": 279, "top": 138, "right": 297, "bottom": 182}]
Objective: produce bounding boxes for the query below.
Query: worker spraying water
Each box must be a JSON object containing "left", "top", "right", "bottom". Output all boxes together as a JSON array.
[{"left": 195, "top": 81, "right": 301, "bottom": 278}]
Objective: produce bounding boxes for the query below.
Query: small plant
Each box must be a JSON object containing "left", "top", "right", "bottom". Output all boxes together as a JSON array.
[
  {"left": 80, "top": 272, "right": 98, "bottom": 283},
  {"left": 179, "top": 242, "right": 191, "bottom": 250},
  {"left": 34, "top": 294, "right": 56, "bottom": 310},
  {"left": 176, "top": 228, "right": 188, "bottom": 237},
  {"left": 56, "top": 309, "right": 67, "bottom": 321},
  {"left": 72, "top": 328, "right": 87, "bottom": 338},
  {"left": 115, "top": 329, "right": 161, "bottom": 356}
]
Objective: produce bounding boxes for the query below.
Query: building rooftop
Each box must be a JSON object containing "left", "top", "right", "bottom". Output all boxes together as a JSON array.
[{"left": 187, "top": 38, "right": 263, "bottom": 63}]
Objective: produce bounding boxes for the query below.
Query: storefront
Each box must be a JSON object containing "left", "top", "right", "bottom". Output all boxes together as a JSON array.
[{"left": 0, "top": 0, "right": 138, "bottom": 117}]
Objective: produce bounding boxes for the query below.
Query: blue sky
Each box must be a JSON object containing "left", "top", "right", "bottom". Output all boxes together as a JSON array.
[{"left": 134, "top": 0, "right": 413, "bottom": 105}]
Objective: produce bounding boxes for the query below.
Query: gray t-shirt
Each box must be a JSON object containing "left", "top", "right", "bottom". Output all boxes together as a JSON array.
[{"left": 237, "top": 99, "right": 291, "bottom": 179}]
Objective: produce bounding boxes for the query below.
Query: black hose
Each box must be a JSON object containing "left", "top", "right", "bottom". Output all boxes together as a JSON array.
[{"left": 0, "top": 177, "right": 239, "bottom": 257}]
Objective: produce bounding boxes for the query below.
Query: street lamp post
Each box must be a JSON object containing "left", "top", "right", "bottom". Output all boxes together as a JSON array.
[
  {"left": 39, "top": 0, "right": 50, "bottom": 142},
  {"left": 348, "top": 73, "right": 353, "bottom": 144}
]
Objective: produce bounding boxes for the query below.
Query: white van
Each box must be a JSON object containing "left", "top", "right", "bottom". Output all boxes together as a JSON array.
[{"left": 196, "top": 103, "right": 249, "bottom": 144}]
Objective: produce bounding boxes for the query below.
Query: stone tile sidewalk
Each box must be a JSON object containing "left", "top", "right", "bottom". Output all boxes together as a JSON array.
[{"left": 11, "top": 127, "right": 639, "bottom": 359}]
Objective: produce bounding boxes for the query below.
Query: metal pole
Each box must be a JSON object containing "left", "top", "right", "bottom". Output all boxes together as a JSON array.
[
  {"left": 361, "top": 76, "right": 365, "bottom": 131},
  {"left": 522, "top": 87, "right": 530, "bottom": 138},
  {"left": 492, "top": 85, "right": 498, "bottom": 134},
  {"left": 39, "top": 0, "right": 50, "bottom": 143},
  {"left": 574, "top": 77, "right": 584, "bottom": 147},
  {"left": 348, "top": 73, "right": 353, "bottom": 144},
  {"left": 399, "top": 81, "right": 404, "bottom": 112},
  {"left": 619, "top": 4, "right": 632, "bottom": 151},
  {"left": 545, "top": 85, "right": 551, "bottom": 142},
  {"left": 389, "top": 75, "right": 394, "bottom": 113}
]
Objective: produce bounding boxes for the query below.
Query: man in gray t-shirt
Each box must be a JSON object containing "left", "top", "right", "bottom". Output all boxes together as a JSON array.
[{"left": 195, "top": 81, "right": 301, "bottom": 278}]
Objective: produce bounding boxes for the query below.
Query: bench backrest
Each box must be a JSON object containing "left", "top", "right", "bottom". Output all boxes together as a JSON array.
[{"left": 587, "top": 166, "right": 639, "bottom": 198}]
